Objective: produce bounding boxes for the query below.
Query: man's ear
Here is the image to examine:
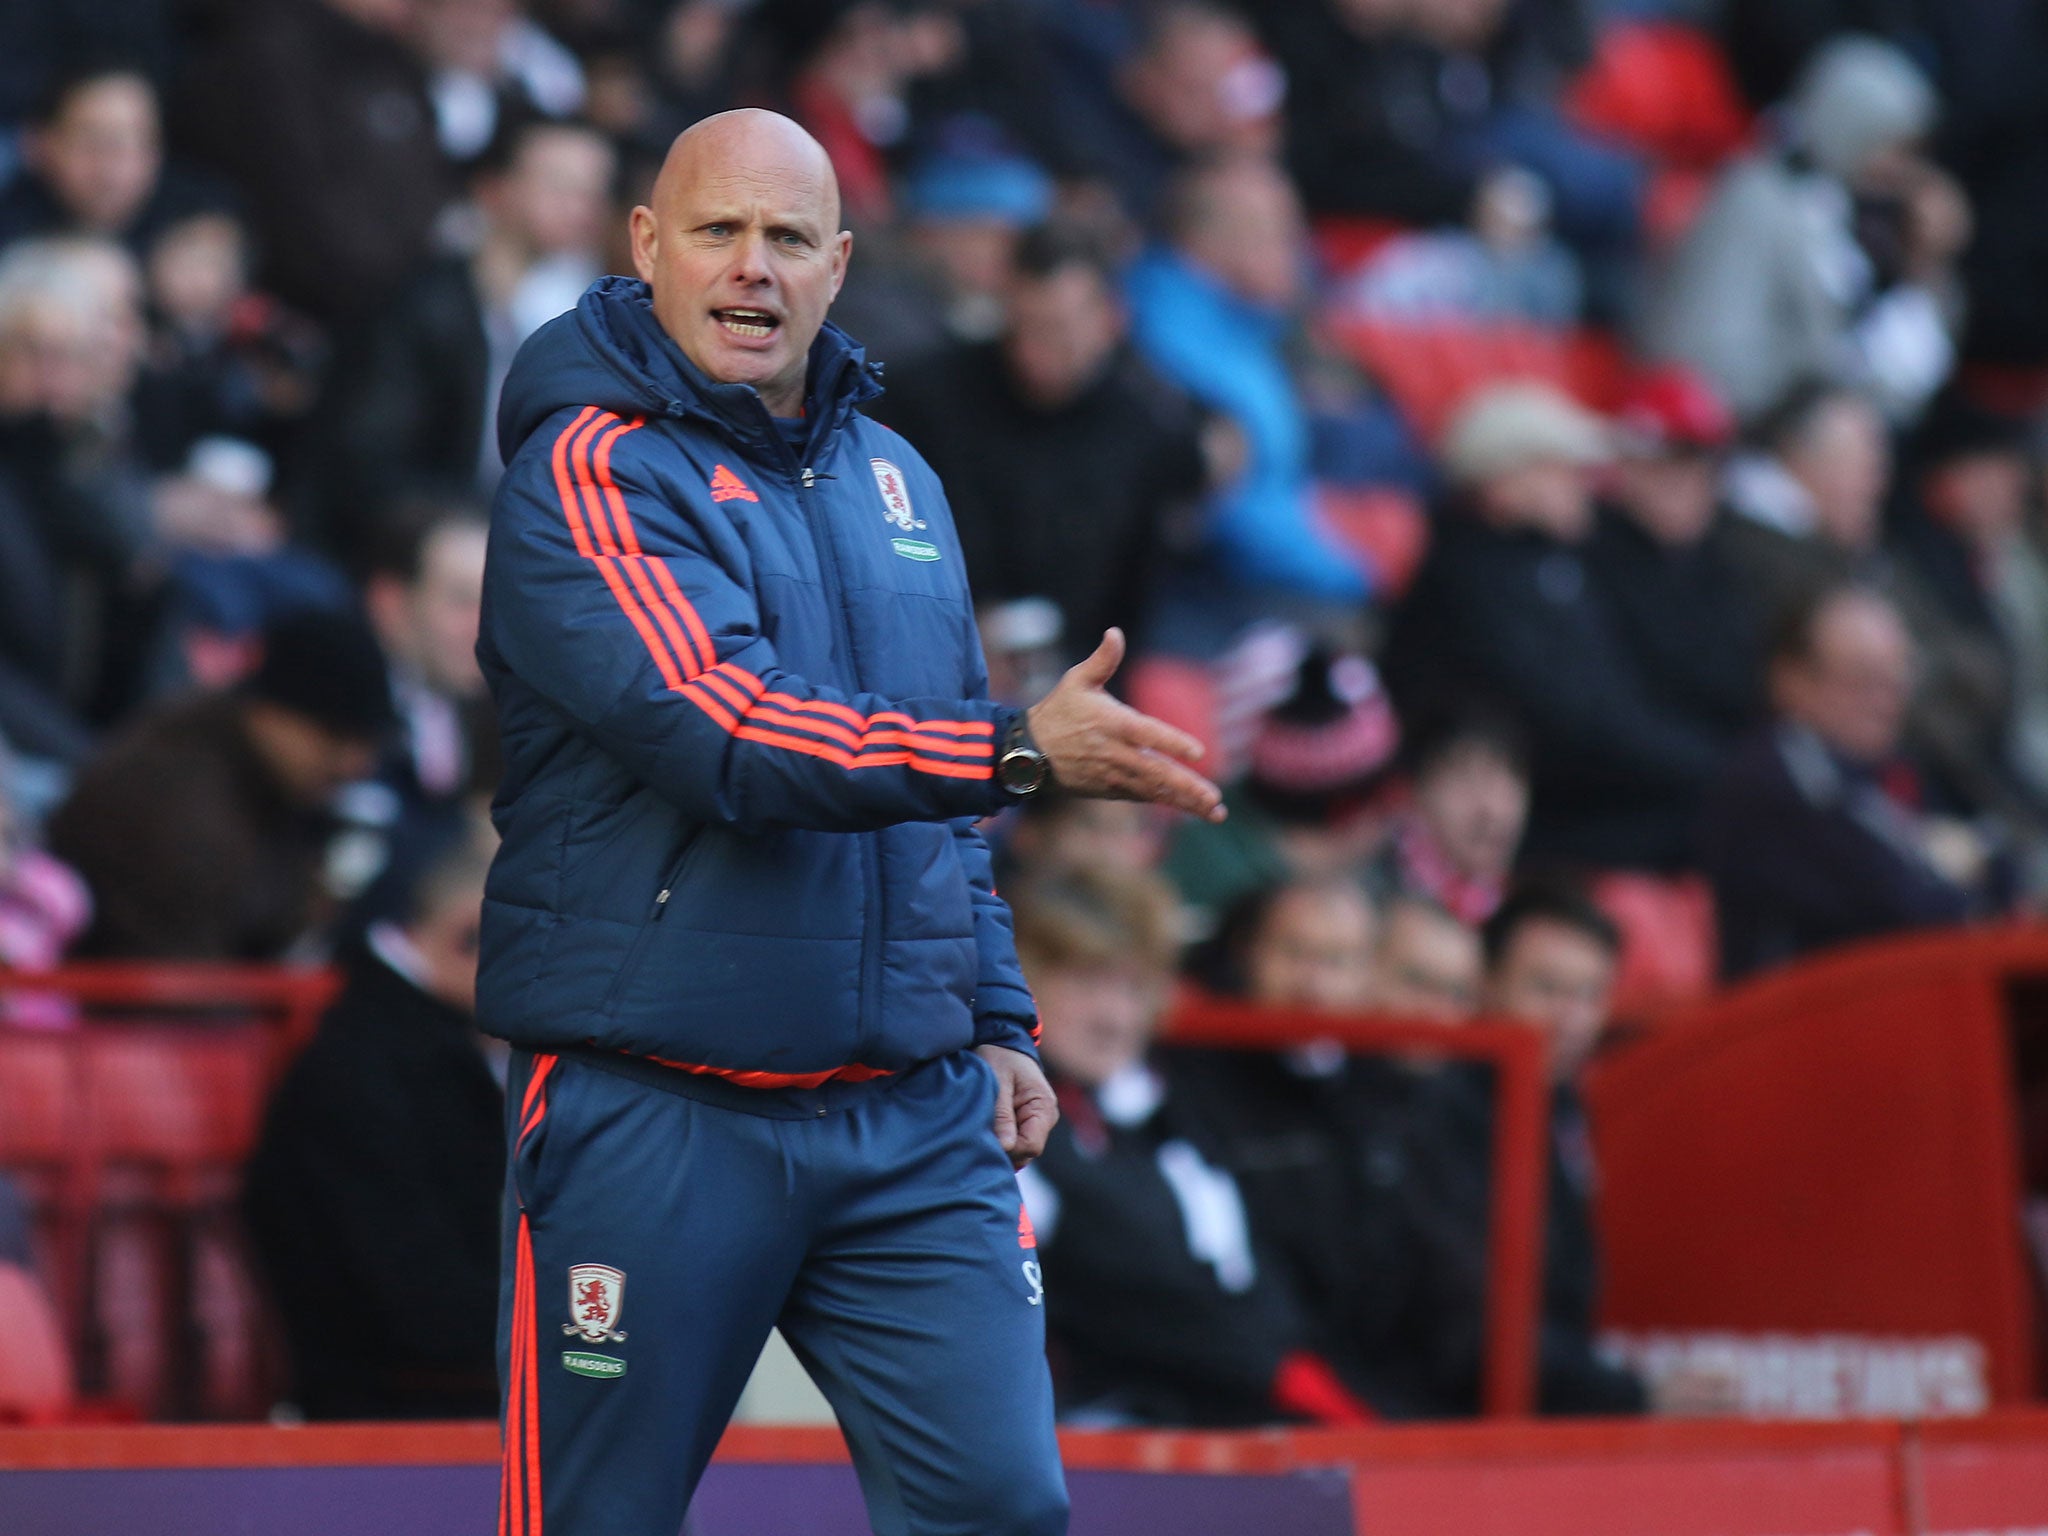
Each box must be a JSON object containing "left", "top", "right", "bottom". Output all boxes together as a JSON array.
[
  {"left": 829, "top": 229, "right": 852, "bottom": 301},
  {"left": 629, "top": 205, "right": 659, "bottom": 283}
]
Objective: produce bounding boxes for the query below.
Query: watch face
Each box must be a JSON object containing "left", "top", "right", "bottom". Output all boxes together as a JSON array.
[{"left": 1000, "top": 748, "right": 1047, "bottom": 794}]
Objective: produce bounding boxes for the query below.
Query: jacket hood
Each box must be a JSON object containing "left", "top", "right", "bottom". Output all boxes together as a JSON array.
[
  {"left": 497, "top": 274, "right": 884, "bottom": 466},
  {"left": 1791, "top": 36, "right": 1936, "bottom": 181}
]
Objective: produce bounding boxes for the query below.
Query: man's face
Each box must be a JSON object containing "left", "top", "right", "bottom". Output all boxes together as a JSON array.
[
  {"left": 1122, "top": 13, "right": 1281, "bottom": 157},
  {"left": 1484, "top": 917, "right": 1616, "bottom": 1081},
  {"left": 1480, "top": 459, "right": 1596, "bottom": 543},
  {"left": 1003, "top": 264, "right": 1122, "bottom": 410},
  {"left": 1032, "top": 960, "right": 1162, "bottom": 1088},
  {"left": 147, "top": 214, "right": 247, "bottom": 332},
  {"left": 1773, "top": 593, "right": 1914, "bottom": 763},
  {"left": 1, "top": 251, "right": 145, "bottom": 423},
  {"left": 1244, "top": 883, "right": 1378, "bottom": 1014},
  {"left": 1925, "top": 451, "right": 2028, "bottom": 548},
  {"left": 1786, "top": 398, "right": 1889, "bottom": 553},
  {"left": 1022, "top": 800, "right": 1167, "bottom": 877},
  {"left": 630, "top": 126, "right": 850, "bottom": 417},
  {"left": 1610, "top": 451, "right": 1720, "bottom": 547},
  {"left": 1374, "top": 902, "right": 1482, "bottom": 1022},
  {"left": 414, "top": 0, "right": 512, "bottom": 73},
  {"left": 34, "top": 75, "right": 161, "bottom": 235},
  {"left": 492, "top": 128, "right": 616, "bottom": 259},
  {"left": 242, "top": 701, "right": 380, "bottom": 807},
  {"left": 910, "top": 217, "right": 1020, "bottom": 306},
  {"left": 1191, "top": 163, "right": 1304, "bottom": 310},
  {"left": 1413, "top": 746, "right": 1527, "bottom": 884},
  {"left": 413, "top": 523, "right": 489, "bottom": 698}
]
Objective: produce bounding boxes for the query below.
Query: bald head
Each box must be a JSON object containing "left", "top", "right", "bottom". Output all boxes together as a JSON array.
[
  {"left": 631, "top": 110, "right": 852, "bottom": 416},
  {"left": 653, "top": 110, "right": 843, "bottom": 237}
]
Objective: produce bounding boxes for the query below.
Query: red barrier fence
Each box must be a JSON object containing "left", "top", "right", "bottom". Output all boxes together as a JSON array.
[
  {"left": 1587, "top": 924, "right": 2048, "bottom": 1411},
  {"left": 0, "top": 966, "right": 337, "bottom": 1420},
  {"left": 1164, "top": 996, "right": 1552, "bottom": 1419},
  {"left": 0, "top": 968, "right": 1560, "bottom": 1424},
  {"left": 4, "top": 1412, "right": 2047, "bottom": 1534}
]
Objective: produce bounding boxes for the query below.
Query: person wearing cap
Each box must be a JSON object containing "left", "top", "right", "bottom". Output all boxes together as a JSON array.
[
  {"left": 1585, "top": 367, "right": 1763, "bottom": 757},
  {"left": 900, "top": 148, "right": 1055, "bottom": 343},
  {"left": 827, "top": 140, "right": 1058, "bottom": 368},
  {"left": 46, "top": 607, "right": 395, "bottom": 959},
  {"left": 1162, "top": 645, "right": 1401, "bottom": 933},
  {"left": 1384, "top": 381, "right": 1725, "bottom": 871}
]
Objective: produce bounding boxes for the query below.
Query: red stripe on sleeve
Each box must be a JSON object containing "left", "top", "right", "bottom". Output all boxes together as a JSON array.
[
  {"left": 549, "top": 411, "right": 693, "bottom": 694},
  {"left": 576, "top": 416, "right": 705, "bottom": 681},
  {"left": 588, "top": 416, "right": 722, "bottom": 677}
]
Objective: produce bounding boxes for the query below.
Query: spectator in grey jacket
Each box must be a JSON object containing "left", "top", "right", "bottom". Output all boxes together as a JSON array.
[{"left": 1643, "top": 36, "right": 1968, "bottom": 425}]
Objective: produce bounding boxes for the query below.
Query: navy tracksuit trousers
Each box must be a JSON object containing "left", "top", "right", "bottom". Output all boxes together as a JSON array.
[{"left": 497, "top": 1047, "right": 1068, "bottom": 1536}]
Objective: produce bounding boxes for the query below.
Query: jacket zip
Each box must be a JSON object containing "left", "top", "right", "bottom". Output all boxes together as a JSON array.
[
  {"left": 649, "top": 828, "right": 701, "bottom": 920},
  {"left": 786, "top": 436, "right": 881, "bottom": 1061}
]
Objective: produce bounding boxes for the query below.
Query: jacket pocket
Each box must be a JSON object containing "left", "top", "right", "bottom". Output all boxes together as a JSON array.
[
  {"left": 510, "top": 1051, "right": 570, "bottom": 1213},
  {"left": 599, "top": 827, "right": 704, "bottom": 1016}
]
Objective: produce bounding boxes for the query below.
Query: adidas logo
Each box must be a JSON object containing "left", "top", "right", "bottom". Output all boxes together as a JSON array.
[{"left": 709, "top": 464, "right": 757, "bottom": 504}]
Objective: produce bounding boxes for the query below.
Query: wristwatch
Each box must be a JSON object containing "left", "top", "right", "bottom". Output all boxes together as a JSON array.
[{"left": 997, "top": 714, "right": 1051, "bottom": 796}]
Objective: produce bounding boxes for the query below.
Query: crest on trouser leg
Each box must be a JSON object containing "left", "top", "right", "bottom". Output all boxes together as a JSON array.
[{"left": 562, "top": 1263, "right": 628, "bottom": 1343}]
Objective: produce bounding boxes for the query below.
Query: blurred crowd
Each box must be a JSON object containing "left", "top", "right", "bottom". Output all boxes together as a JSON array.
[{"left": 2, "top": 0, "right": 2048, "bottom": 1427}]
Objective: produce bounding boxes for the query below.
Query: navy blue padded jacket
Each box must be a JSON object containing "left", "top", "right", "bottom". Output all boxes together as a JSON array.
[{"left": 476, "top": 276, "right": 1038, "bottom": 1087}]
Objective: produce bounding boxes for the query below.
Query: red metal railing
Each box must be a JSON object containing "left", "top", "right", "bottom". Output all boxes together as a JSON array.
[
  {"left": 1163, "top": 995, "right": 1551, "bottom": 1419},
  {"left": 0, "top": 966, "right": 339, "bottom": 1420},
  {"left": 1, "top": 967, "right": 1551, "bottom": 1422}
]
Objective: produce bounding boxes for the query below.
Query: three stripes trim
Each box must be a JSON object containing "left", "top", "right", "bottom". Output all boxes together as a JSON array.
[
  {"left": 500, "top": 1053, "right": 557, "bottom": 1536},
  {"left": 548, "top": 407, "right": 995, "bottom": 782}
]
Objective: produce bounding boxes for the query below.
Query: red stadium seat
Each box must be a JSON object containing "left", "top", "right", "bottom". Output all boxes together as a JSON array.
[
  {"left": 79, "top": 1025, "right": 279, "bottom": 1419},
  {"left": 83, "top": 1026, "right": 273, "bottom": 1205},
  {"left": 1326, "top": 317, "right": 1582, "bottom": 444},
  {"left": 1127, "top": 656, "right": 1222, "bottom": 774},
  {"left": 0, "top": 968, "right": 336, "bottom": 1421},
  {"left": 1317, "top": 485, "right": 1431, "bottom": 600},
  {"left": 0, "top": 1260, "right": 74, "bottom": 1424},
  {"left": 1562, "top": 22, "right": 1752, "bottom": 171},
  {"left": 1591, "top": 871, "right": 1719, "bottom": 1022},
  {"left": 1311, "top": 216, "right": 1411, "bottom": 281},
  {"left": 0, "top": 1031, "right": 91, "bottom": 1350},
  {"left": 0, "top": 1030, "right": 80, "bottom": 1202}
]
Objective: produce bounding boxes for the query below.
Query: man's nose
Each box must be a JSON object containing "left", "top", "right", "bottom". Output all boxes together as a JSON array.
[{"left": 727, "top": 230, "right": 773, "bottom": 286}]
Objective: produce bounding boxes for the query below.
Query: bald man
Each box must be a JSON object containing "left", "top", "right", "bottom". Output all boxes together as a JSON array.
[{"left": 477, "top": 111, "right": 1220, "bottom": 1536}]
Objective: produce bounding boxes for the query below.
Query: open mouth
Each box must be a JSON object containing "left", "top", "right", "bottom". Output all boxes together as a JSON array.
[{"left": 713, "top": 308, "right": 780, "bottom": 340}]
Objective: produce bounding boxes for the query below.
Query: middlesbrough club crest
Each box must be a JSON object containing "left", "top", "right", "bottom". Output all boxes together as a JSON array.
[
  {"left": 562, "top": 1263, "right": 628, "bottom": 1344},
  {"left": 869, "top": 458, "right": 924, "bottom": 531}
]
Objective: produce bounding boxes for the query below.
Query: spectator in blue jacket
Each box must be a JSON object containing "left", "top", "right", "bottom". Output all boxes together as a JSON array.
[
  {"left": 1127, "top": 156, "right": 1377, "bottom": 650},
  {"left": 476, "top": 109, "right": 1222, "bottom": 1536}
]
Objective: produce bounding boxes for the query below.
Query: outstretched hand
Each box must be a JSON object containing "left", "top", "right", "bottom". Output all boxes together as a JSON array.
[{"left": 1024, "top": 629, "right": 1225, "bottom": 823}]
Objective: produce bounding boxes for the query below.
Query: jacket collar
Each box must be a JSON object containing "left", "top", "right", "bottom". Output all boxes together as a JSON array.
[{"left": 503, "top": 275, "right": 884, "bottom": 470}]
